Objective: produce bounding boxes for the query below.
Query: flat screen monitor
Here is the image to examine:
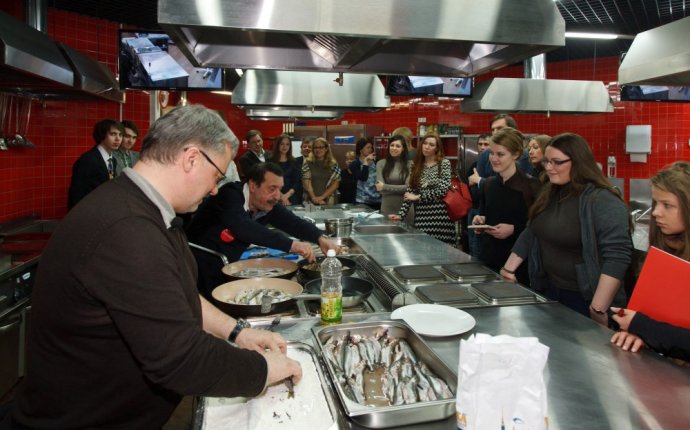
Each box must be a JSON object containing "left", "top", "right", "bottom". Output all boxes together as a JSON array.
[
  {"left": 620, "top": 85, "right": 690, "bottom": 102},
  {"left": 118, "top": 30, "right": 223, "bottom": 91},
  {"left": 386, "top": 75, "right": 473, "bottom": 98}
]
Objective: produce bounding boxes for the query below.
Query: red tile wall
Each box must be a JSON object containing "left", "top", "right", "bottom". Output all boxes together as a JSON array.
[{"left": 1, "top": 6, "right": 689, "bottom": 222}]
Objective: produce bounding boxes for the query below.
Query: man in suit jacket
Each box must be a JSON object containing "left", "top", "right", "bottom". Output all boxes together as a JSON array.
[
  {"left": 68, "top": 119, "right": 124, "bottom": 209},
  {"left": 237, "top": 129, "right": 270, "bottom": 182},
  {"left": 113, "top": 120, "right": 140, "bottom": 176},
  {"left": 186, "top": 162, "right": 339, "bottom": 298}
]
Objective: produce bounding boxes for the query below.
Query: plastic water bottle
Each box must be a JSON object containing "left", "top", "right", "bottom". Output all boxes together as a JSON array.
[{"left": 320, "top": 249, "right": 343, "bottom": 325}]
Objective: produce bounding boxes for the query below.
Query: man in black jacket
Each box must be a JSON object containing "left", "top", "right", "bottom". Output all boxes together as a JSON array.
[
  {"left": 67, "top": 119, "right": 124, "bottom": 209},
  {"left": 186, "top": 162, "right": 339, "bottom": 298},
  {"left": 237, "top": 129, "right": 270, "bottom": 182}
]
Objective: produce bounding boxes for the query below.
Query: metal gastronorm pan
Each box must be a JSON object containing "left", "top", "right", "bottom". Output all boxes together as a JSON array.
[{"left": 312, "top": 320, "right": 457, "bottom": 428}]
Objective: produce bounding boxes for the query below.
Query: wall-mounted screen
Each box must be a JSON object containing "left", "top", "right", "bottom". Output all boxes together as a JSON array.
[
  {"left": 620, "top": 85, "right": 690, "bottom": 102},
  {"left": 118, "top": 30, "right": 223, "bottom": 91},
  {"left": 386, "top": 75, "right": 473, "bottom": 98}
]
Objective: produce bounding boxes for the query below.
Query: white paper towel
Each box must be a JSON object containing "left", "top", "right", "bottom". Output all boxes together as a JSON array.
[{"left": 630, "top": 153, "right": 648, "bottom": 163}]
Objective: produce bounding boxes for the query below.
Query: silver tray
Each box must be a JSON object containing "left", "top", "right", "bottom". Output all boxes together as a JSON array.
[
  {"left": 191, "top": 341, "right": 346, "bottom": 430},
  {"left": 312, "top": 320, "right": 457, "bottom": 428}
]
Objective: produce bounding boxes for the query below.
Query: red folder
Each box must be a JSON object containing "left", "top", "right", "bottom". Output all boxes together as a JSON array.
[{"left": 628, "top": 246, "right": 690, "bottom": 329}]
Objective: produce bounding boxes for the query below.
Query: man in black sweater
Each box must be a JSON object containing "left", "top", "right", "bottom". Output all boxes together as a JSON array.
[
  {"left": 3, "top": 105, "right": 301, "bottom": 430},
  {"left": 186, "top": 162, "right": 339, "bottom": 298}
]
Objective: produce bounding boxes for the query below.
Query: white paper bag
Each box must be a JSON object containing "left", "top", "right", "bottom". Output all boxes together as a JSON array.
[{"left": 456, "top": 333, "right": 549, "bottom": 430}]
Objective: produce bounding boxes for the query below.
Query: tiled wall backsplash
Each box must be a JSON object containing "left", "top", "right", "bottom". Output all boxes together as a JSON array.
[{"left": 1, "top": 6, "right": 689, "bottom": 222}]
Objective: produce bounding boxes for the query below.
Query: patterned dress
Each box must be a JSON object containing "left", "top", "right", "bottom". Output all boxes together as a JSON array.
[{"left": 399, "top": 158, "right": 455, "bottom": 244}]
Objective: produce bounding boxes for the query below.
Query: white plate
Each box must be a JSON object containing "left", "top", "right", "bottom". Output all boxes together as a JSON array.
[{"left": 390, "top": 304, "right": 476, "bottom": 337}]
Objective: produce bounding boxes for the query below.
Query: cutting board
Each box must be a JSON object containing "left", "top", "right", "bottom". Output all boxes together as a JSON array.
[{"left": 628, "top": 247, "right": 690, "bottom": 329}]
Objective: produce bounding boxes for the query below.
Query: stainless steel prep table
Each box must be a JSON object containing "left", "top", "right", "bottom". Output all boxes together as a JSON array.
[{"left": 194, "top": 304, "right": 690, "bottom": 429}]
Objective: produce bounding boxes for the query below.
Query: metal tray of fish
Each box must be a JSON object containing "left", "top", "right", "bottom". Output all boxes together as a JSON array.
[
  {"left": 191, "top": 341, "right": 347, "bottom": 430},
  {"left": 311, "top": 321, "right": 457, "bottom": 428}
]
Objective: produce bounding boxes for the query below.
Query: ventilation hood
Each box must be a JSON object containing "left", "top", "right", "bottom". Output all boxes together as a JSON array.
[
  {"left": 245, "top": 109, "right": 344, "bottom": 121},
  {"left": 158, "top": 0, "right": 564, "bottom": 77},
  {"left": 0, "top": 10, "right": 123, "bottom": 102},
  {"left": 618, "top": 16, "right": 690, "bottom": 86},
  {"left": 232, "top": 70, "right": 389, "bottom": 111},
  {"left": 462, "top": 55, "right": 613, "bottom": 114}
]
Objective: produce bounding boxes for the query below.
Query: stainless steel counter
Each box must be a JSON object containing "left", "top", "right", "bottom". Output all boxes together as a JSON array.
[{"left": 249, "top": 304, "right": 690, "bottom": 429}]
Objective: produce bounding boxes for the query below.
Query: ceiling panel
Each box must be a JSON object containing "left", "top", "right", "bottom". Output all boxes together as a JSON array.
[{"left": 49, "top": 0, "right": 689, "bottom": 63}]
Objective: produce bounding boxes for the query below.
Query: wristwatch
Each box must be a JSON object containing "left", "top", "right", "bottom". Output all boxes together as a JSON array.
[{"left": 228, "top": 318, "right": 251, "bottom": 343}]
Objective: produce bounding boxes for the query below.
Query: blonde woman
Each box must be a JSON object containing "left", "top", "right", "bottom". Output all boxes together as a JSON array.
[
  {"left": 389, "top": 133, "right": 455, "bottom": 244},
  {"left": 526, "top": 134, "right": 551, "bottom": 182},
  {"left": 302, "top": 137, "right": 341, "bottom": 205}
]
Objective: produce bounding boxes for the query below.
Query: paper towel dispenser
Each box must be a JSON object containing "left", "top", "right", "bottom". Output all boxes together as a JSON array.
[
  {"left": 626, "top": 125, "right": 652, "bottom": 163},
  {"left": 626, "top": 125, "right": 652, "bottom": 153}
]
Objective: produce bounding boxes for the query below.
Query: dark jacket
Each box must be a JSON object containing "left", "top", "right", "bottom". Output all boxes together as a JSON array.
[
  {"left": 629, "top": 312, "right": 690, "bottom": 361},
  {"left": 512, "top": 184, "right": 631, "bottom": 306},
  {"left": 185, "top": 182, "right": 323, "bottom": 297},
  {"left": 67, "top": 145, "right": 116, "bottom": 209},
  {"left": 238, "top": 150, "right": 270, "bottom": 182}
]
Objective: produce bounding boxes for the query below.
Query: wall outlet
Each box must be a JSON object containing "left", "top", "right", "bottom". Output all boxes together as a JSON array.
[{"left": 418, "top": 117, "right": 426, "bottom": 123}]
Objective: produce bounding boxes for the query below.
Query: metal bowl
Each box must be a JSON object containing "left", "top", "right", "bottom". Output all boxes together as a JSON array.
[{"left": 324, "top": 218, "right": 353, "bottom": 238}]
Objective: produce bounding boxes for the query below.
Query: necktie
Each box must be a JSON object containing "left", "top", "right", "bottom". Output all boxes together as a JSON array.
[{"left": 107, "top": 158, "right": 114, "bottom": 179}]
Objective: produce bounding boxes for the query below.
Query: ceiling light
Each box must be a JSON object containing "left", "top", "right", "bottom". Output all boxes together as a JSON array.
[{"left": 565, "top": 32, "right": 634, "bottom": 40}]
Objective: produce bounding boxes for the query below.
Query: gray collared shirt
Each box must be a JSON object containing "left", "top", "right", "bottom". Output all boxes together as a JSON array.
[{"left": 124, "top": 168, "right": 177, "bottom": 228}]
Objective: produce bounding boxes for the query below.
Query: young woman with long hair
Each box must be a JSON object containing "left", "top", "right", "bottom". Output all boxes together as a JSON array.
[
  {"left": 269, "top": 133, "right": 301, "bottom": 205},
  {"left": 501, "top": 133, "right": 632, "bottom": 325},
  {"left": 389, "top": 133, "right": 455, "bottom": 244},
  {"left": 375, "top": 134, "right": 412, "bottom": 217},
  {"left": 611, "top": 161, "right": 690, "bottom": 361}
]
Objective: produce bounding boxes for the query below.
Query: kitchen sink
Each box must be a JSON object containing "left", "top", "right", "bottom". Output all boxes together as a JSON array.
[{"left": 354, "top": 225, "right": 408, "bottom": 234}]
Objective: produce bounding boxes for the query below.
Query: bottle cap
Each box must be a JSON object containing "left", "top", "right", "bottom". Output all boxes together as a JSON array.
[{"left": 326, "top": 249, "right": 336, "bottom": 257}]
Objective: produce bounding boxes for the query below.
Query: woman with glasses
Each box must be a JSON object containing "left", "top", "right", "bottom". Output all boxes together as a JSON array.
[
  {"left": 270, "top": 133, "right": 301, "bottom": 206},
  {"left": 302, "top": 137, "right": 341, "bottom": 205},
  {"left": 389, "top": 133, "right": 455, "bottom": 245},
  {"left": 610, "top": 161, "right": 690, "bottom": 361},
  {"left": 501, "top": 133, "right": 632, "bottom": 325},
  {"left": 375, "top": 134, "right": 413, "bottom": 218},
  {"left": 471, "top": 128, "right": 540, "bottom": 284}
]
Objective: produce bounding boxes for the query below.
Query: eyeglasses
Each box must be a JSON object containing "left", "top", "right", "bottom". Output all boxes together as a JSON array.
[
  {"left": 541, "top": 158, "right": 572, "bottom": 167},
  {"left": 195, "top": 148, "right": 227, "bottom": 185}
]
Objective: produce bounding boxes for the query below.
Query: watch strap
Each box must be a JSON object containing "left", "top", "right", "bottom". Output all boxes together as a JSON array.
[{"left": 228, "top": 318, "right": 249, "bottom": 343}]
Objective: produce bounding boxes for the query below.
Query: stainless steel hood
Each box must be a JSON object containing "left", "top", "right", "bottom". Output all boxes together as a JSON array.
[
  {"left": 462, "top": 55, "right": 614, "bottom": 114},
  {"left": 245, "top": 109, "right": 344, "bottom": 121},
  {"left": 0, "top": 10, "right": 123, "bottom": 102},
  {"left": 618, "top": 16, "right": 690, "bottom": 86},
  {"left": 232, "top": 70, "right": 389, "bottom": 111},
  {"left": 158, "top": 0, "right": 565, "bottom": 77},
  {"left": 461, "top": 78, "right": 614, "bottom": 113}
]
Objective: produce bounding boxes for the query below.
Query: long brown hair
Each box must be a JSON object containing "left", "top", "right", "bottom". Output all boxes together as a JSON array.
[
  {"left": 529, "top": 133, "right": 623, "bottom": 219},
  {"left": 410, "top": 133, "right": 444, "bottom": 189},
  {"left": 270, "top": 133, "right": 295, "bottom": 163},
  {"left": 649, "top": 161, "right": 690, "bottom": 261}
]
